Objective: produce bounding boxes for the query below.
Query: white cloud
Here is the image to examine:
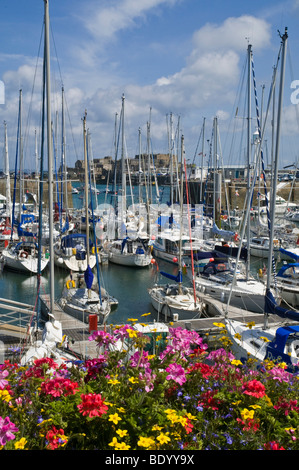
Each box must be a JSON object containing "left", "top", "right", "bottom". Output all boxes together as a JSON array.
[
  {"left": 191, "top": 15, "right": 271, "bottom": 54},
  {"left": 81, "top": 0, "right": 179, "bottom": 41}
]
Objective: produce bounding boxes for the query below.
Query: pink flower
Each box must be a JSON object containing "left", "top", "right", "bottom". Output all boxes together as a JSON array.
[
  {"left": 207, "top": 348, "right": 235, "bottom": 362},
  {"left": 268, "top": 367, "right": 292, "bottom": 383},
  {"left": 88, "top": 330, "right": 116, "bottom": 346},
  {"left": 0, "top": 416, "right": 19, "bottom": 446},
  {"left": 165, "top": 363, "right": 186, "bottom": 386},
  {"left": 0, "top": 370, "right": 9, "bottom": 390},
  {"left": 160, "top": 327, "right": 207, "bottom": 360}
]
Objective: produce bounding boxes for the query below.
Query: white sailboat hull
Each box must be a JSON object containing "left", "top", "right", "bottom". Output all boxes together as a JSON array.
[
  {"left": 1, "top": 248, "right": 49, "bottom": 274},
  {"left": 149, "top": 284, "right": 202, "bottom": 321},
  {"left": 195, "top": 277, "right": 266, "bottom": 313},
  {"left": 59, "top": 286, "right": 111, "bottom": 324},
  {"left": 225, "top": 319, "right": 274, "bottom": 362},
  {"left": 54, "top": 251, "right": 97, "bottom": 271}
]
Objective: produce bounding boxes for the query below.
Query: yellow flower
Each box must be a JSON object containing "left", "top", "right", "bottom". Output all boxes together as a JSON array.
[
  {"left": 128, "top": 377, "right": 139, "bottom": 384},
  {"left": 108, "top": 378, "right": 121, "bottom": 385},
  {"left": 127, "top": 318, "right": 138, "bottom": 322},
  {"left": 14, "top": 438, "right": 27, "bottom": 450},
  {"left": 152, "top": 425, "right": 163, "bottom": 431},
  {"left": 104, "top": 401, "right": 114, "bottom": 407},
  {"left": 278, "top": 362, "right": 287, "bottom": 369},
  {"left": 116, "top": 442, "right": 131, "bottom": 450},
  {"left": 137, "top": 436, "right": 155, "bottom": 448},
  {"left": 264, "top": 394, "right": 273, "bottom": 407},
  {"left": 126, "top": 329, "right": 138, "bottom": 338},
  {"left": 234, "top": 333, "right": 242, "bottom": 341},
  {"left": 109, "top": 413, "right": 122, "bottom": 425},
  {"left": 260, "top": 336, "right": 270, "bottom": 343},
  {"left": 117, "top": 407, "right": 126, "bottom": 413},
  {"left": 116, "top": 429, "right": 128, "bottom": 438},
  {"left": 250, "top": 405, "right": 261, "bottom": 410},
  {"left": 232, "top": 400, "right": 242, "bottom": 406},
  {"left": 109, "top": 437, "right": 119, "bottom": 448},
  {"left": 246, "top": 321, "right": 256, "bottom": 329},
  {"left": 0, "top": 390, "right": 12, "bottom": 403},
  {"left": 157, "top": 432, "right": 171, "bottom": 445},
  {"left": 165, "top": 410, "right": 179, "bottom": 424},
  {"left": 213, "top": 322, "right": 226, "bottom": 328},
  {"left": 141, "top": 312, "right": 151, "bottom": 317},
  {"left": 185, "top": 412, "right": 197, "bottom": 421},
  {"left": 240, "top": 408, "right": 255, "bottom": 420},
  {"left": 231, "top": 359, "right": 243, "bottom": 366}
]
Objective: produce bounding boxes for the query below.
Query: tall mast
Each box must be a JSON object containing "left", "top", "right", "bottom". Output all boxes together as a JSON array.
[
  {"left": 246, "top": 43, "right": 252, "bottom": 281},
  {"left": 4, "top": 121, "right": 11, "bottom": 223},
  {"left": 265, "top": 28, "right": 288, "bottom": 328},
  {"left": 83, "top": 111, "right": 90, "bottom": 270},
  {"left": 44, "top": 0, "right": 55, "bottom": 315}
]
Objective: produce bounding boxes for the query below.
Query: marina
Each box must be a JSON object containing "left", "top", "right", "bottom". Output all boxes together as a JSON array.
[{"left": 0, "top": 6, "right": 299, "bottom": 369}]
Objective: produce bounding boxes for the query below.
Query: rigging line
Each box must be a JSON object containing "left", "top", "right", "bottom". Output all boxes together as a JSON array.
[
  {"left": 251, "top": 47, "right": 282, "bottom": 290},
  {"left": 50, "top": 23, "right": 79, "bottom": 162},
  {"left": 22, "top": 24, "right": 44, "bottom": 167}
]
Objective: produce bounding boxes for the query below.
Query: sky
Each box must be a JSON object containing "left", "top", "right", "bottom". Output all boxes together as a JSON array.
[{"left": 1, "top": 0, "right": 299, "bottom": 173}]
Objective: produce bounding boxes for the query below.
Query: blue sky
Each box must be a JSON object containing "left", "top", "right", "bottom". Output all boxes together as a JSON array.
[{"left": 1, "top": 0, "right": 299, "bottom": 172}]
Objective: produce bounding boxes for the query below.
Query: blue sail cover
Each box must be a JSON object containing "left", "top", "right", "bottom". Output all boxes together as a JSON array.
[
  {"left": 265, "top": 289, "right": 299, "bottom": 321},
  {"left": 84, "top": 265, "right": 94, "bottom": 289},
  {"left": 160, "top": 270, "right": 183, "bottom": 283},
  {"left": 279, "top": 247, "right": 299, "bottom": 262},
  {"left": 60, "top": 216, "right": 69, "bottom": 234},
  {"left": 277, "top": 262, "right": 299, "bottom": 277}
]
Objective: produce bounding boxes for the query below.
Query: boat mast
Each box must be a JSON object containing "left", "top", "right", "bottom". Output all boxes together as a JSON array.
[
  {"left": 4, "top": 121, "right": 11, "bottom": 224},
  {"left": 44, "top": 0, "right": 55, "bottom": 315},
  {"left": 178, "top": 134, "right": 185, "bottom": 295},
  {"left": 246, "top": 43, "right": 252, "bottom": 281},
  {"left": 83, "top": 111, "right": 90, "bottom": 271},
  {"left": 265, "top": 28, "right": 288, "bottom": 329}
]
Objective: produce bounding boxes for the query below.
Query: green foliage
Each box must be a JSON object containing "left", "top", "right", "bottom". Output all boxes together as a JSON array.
[{"left": 0, "top": 323, "right": 299, "bottom": 450}]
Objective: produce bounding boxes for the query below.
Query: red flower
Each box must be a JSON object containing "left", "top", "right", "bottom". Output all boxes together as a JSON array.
[
  {"left": 264, "top": 441, "right": 285, "bottom": 450},
  {"left": 77, "top": 393, "right": 108, "bottom": 418},
  {"left": 242, "top": 379, "right": 266, "bottom": 398},
  {"left": 41, "top": 377, "right": 79, "bottom": 397},
  {"left": 184, "top": 417, "right": 194, "bottom": 434},
  {"left": 274, "top": 397, "right": 299, "bottom": 416},
  {"left": 187, "top": 362, "right": 213, "bottom": 378},
  {"left": 198, "top": 390, "right": 221, "bottom": 410},
  {"left": 236, "top": 418, "right": 260, "bottom": 432},
  {"left": 46, "top": 426, "right": 67, "bottom": 450}
]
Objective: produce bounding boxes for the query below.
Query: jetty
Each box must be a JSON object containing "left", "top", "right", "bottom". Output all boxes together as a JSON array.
[{"left": 1, "top": 291, "right": 297, "bottom": 361}]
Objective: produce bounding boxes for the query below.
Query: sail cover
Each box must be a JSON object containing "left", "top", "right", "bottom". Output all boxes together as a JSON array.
[{"left": 84, "top": 265, "right": 94, "bottom": 289}]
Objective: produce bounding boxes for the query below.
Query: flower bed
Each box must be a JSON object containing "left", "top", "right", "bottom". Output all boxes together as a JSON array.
[{"left": 0, "top": 321, "right": 298, "bottom": 450}]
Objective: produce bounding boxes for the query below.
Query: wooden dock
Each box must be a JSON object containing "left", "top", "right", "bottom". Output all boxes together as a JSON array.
[
  {"left": 1, "top": 292, "right": 298, "bottom": 362},
  {"left": 172, "top": 293, "right": 296, "bottom": 333}
]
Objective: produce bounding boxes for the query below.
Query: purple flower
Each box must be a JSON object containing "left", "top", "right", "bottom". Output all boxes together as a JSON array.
[
  {"left": 165, "top": 363, "right": 186, "bottom": 386},
  {"left": 0, "top": 416, "right": 19, "bottom": 446}
]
